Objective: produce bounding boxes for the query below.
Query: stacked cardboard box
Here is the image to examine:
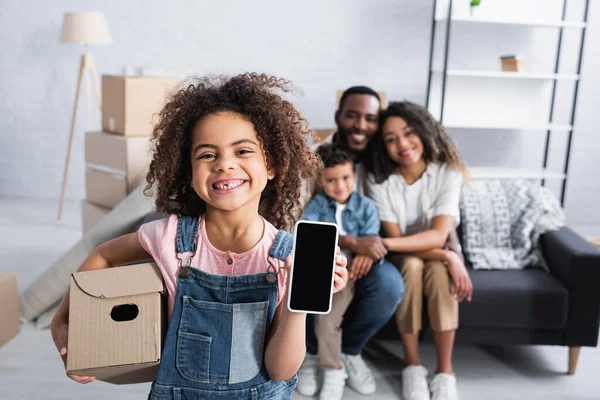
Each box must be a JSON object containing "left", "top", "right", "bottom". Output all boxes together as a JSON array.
[
  {"left": 0, "top": 272, "right": 20, "bottom": 348},
  {"left": 82, "top": 75, "right": 180, "bottom": 232}
]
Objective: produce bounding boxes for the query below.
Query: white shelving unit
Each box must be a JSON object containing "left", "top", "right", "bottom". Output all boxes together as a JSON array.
[
  {"left": 444, "top": 123, "right": 573, "bottom": 131},
  {"left": 434, "top": 16, "right": 586, "bottom": 28},
  {"left": 432, "top": 69, "right": 579, "bottom": 80},
  {"left": 426, "top": 0, "right": 589, "bottom": 203}
]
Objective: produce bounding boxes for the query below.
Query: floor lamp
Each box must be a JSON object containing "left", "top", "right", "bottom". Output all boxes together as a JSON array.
[{"left": 58, "top": 12, "right": 112, "bottom": 219}]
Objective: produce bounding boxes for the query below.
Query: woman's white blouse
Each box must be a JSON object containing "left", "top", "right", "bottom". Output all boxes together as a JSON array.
[{"left": 366, "top": 163, "right": 463, "bottom": 234}]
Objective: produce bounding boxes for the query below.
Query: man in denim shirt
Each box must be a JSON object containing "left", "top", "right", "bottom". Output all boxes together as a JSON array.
[{"left": 301, "top": 144, "right": 406, "bottom": 400}]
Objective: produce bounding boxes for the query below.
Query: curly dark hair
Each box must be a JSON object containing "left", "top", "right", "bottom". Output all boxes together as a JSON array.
[
  {"left": 144, "top": 73, "right": 322, "bottom": 230},
  {"left": 315, "top": 143, "right": 355, "bottom": 169},
  {"left": 364, "top": 101, "right": 470, "bottom": 184}
]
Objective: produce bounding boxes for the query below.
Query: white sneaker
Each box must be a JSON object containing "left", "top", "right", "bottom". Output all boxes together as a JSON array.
[
  {"left": 341, "top": 353, "right": 376, "bottom": 395},
  {"left": 296, "top": 353, "right": 320, "bottom": 396},
  {"left": 430, "top": 373, "right": 458, "bottom": 400},
  {"left": 402, "top": 365, "right": 430, "bottom": 400},
  {"left": 319, "top": 367, "right": 348, "bottom": 400}
]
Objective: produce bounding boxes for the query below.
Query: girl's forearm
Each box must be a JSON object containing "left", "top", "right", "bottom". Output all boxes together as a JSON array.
[
  {"left": 383, "top": 229, "right": 447, "bottom": 252},
  {"left": 52, "top": 249, "right": 112, "bottom": 324},
  {"left": 52, "top": 233, "right": 151, "bottom": 324},
  {"left": 264, "top": 301, "right": 307, "bottom": 382}
]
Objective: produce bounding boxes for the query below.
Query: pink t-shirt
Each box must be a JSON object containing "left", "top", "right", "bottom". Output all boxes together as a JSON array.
[{"left": 137, "top": 214, "right": 288, "bottom": 319}]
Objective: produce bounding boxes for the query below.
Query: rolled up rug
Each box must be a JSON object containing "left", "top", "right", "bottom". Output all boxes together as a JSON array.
[{"left": 19, "top": 183, "right": 156, "bottom": 323}]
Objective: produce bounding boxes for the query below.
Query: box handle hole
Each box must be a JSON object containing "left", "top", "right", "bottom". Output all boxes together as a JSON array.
[{"left": 111, "top": 304, "right": 139, "bottom": 322}]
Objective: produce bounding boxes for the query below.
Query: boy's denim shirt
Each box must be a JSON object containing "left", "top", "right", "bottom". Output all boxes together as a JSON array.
[{"left": 301, "top": 191, "right": 380, "bottom": 237}]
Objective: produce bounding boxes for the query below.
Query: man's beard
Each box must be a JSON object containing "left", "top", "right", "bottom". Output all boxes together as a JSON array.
[{"left": 335, "top": 125, "right": 369, "bottom": 161}]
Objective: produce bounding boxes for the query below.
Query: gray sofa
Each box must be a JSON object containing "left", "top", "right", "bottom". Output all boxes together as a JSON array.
[{"left": 377, "top": 226, "right": 600, "bottom": 375}]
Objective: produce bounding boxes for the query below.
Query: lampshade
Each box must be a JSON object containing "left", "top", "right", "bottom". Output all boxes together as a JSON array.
[{"left": 61, "top": 12, "right": 112, "bottom": 45}]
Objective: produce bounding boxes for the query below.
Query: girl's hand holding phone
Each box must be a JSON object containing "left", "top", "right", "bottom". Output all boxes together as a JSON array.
[{"left": 331, "top": 246, "right": 348, "bottom": 293}]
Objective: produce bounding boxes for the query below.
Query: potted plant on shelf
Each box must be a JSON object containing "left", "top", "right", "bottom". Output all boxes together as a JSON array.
[{"left": 470, "top": 0, "right": 481, "bottom": 17}]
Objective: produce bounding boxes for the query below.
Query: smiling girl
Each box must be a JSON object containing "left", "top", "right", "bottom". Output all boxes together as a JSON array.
[{"left": 51, "top": 73, "right": 348, "bottom": 400}]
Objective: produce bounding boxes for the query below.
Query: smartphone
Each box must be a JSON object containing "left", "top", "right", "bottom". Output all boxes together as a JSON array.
[{"left": 287, "top": 220, "right": 339, "bottom": 314}]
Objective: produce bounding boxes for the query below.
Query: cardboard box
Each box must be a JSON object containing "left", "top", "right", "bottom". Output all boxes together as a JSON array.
[
  {"left": 81, "top": 200, "right": 111, "bottom": 233},
  {"left": 85, "top": 131, "right": 152, "bottom": 176},
  {"left": 500, "top": 55, "right": 526, "bottom": 72},
  {"left": 314, "top": 129, "right": 334, "bottom": 143},
  {"left": 102, "top": 75, "right": 180, "bottom": 136},
  {"left": 0, "top": 272, "right": 20, "bottom": 348},
  {"left": 66, "top": 263, "right": 165, "bottom": 384},
  {"left": 587, "top": 237, "right": 600, "bottom": 248},
  {"left": 85, "top": 166, "right": 144, "bottom": 209},
  {"left": 84, "top": 131, "right": 151, "bottom": 208}
]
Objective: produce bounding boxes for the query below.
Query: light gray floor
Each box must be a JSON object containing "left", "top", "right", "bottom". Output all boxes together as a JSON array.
[{"left": 0, "top": 197, "right": 599, "bottom": 400}]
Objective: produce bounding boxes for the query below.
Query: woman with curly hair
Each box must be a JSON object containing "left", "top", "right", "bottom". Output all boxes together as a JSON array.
[
  {"left": 50, "top": 73, "right": 348, "bottom": 399},
  {"left": 364, "top": 101, "right": 472, "bottom": 400}
]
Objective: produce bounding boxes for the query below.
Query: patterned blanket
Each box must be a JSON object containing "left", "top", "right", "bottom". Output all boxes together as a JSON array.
[{"left": 459, "top": 179, "right": 566, "bottom": 271}]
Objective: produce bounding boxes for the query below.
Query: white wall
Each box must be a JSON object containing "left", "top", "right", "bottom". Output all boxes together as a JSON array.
[{"left": 0, "top": 0, "right": 598, "bottom": 226}]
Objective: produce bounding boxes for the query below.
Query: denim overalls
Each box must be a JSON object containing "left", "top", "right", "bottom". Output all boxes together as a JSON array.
[{"left": 149, "top": 216, "right": 297, "bottom": 400}]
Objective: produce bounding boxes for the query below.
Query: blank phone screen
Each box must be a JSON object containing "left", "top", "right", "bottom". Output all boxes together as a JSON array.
[{"left": 289, "top": 222, "right": 338, "bottom": 313}]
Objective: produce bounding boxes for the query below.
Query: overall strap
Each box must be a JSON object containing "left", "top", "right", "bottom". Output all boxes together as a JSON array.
[
  {"left": 268, "top": 230, "right": 294, "bottom": 262},
  {"left": 176, "top": 215, "right": 200, "bottom": 254}
]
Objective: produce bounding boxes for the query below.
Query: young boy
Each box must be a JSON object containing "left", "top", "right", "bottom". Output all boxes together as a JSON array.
[{"left": 301, "top": 143, "right": 382, "bottom": 400}]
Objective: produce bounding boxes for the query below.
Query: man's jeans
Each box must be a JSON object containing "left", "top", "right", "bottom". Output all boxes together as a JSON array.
[{"left": 306, "top": 258, "right": 405, "bottom": 355}]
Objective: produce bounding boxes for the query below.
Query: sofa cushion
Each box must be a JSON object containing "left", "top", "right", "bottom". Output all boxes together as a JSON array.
[
  {"left": 459, "top": 180, "right": 565, "bottom": 271},
  {"left": 457, "top": 269, "right": 568, "bottom": 330}
]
